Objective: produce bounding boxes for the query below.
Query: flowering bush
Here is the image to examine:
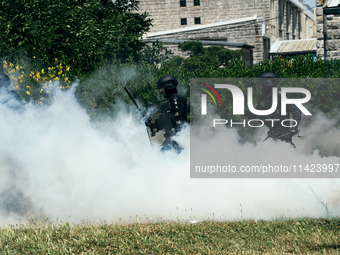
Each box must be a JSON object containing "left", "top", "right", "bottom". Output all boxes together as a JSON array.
[{"left": 3, "top": 59, "right": 72, "bottom": 106}]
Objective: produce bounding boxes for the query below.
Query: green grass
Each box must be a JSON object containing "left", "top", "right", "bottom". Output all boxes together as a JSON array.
[{"left": 0, "top": 218, "right": 339, "bottom": 254}]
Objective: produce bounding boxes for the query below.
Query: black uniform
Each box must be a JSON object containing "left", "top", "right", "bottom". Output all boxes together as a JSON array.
[
  {"left": 161, "top": 92, "right": 187, "bottom": 152},
  {"left": 245, "top": 73, "right": 302, "bottom": 147},
  {"left": 148, "top": 75, "right": 187, "bottom": 153}
]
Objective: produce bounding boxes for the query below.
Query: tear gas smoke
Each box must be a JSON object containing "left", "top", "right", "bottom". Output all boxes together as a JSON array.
[{"left": 0, "top": 82, "right": 339, "bottom": 225}]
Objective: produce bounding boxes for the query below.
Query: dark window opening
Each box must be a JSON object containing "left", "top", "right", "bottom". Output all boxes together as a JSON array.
[
  {"left": 194, "top": 17, "right": 201, "bottom": 24},
  {"left": 194, "top": 0, "right": 200, "bottom": 6},
  {"left": 181, "top": 18, "right": 187, "bottom": 25},
  {"left": 180, "top": 0, "right": 186, "bottom": 7}
]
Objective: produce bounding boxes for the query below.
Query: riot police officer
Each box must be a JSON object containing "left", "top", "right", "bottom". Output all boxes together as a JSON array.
[
  {"left": 245, "top": 72, "right": 302, "bottom": 147},
  {"left": 156, "top": 75, "right": 187, "bottom": 122},
  {"left": 147, "top": 75, "right": 187, "bottom": 153}
]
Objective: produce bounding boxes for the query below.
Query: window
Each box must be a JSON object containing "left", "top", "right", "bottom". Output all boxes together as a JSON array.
[
  {"left": 286, "top": 2, "right": 291, "bottom": 33},
  {"left": 279, "top": 0, "right": 284, "bottom": 38},
  {"left": 180, "top": 0, "right": 186, "bottom": 7},
  {"left": 194, "top": 17, "right": 201, "bottom": 24},
  {"left": 297, "top": 11, "right": 301, "bottom": 38},
  {"left": 263, "top": 38, "right": 270, "bottom": 60},
  {"left": 292, "top": 7, "right": 297, "bottom": 37},
  {"left": 181, "top": 18, "right": 187, "bottom": 25},
  {"left": 194, "top": 0, "right": 200, "bottom": 6},
  {"left": 270, "top": 0, "right": 275, "bottom": 34}
]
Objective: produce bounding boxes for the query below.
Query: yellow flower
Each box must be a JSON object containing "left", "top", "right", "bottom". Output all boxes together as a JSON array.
[
  {"left": 33, "top": 56, "right": 36, "bottom": 59},
  {"left": 65, "top": 77, "right": 69, "bottom": 82},
  {"left": 26, "top": 91, "right": 31, "bottom": 95},
  {"left": 41, "top": 69, "right": 45, "bottom": 74},
  {"left": 9, "top": 62, "right": 14, "bottom": 67},
  {"left": 3, "top": 64, "right": 7, "bottom": 68},
  {"left": 66, "top": 66, "right": 70, "bottom": 71},
  {"left": 40, "top": 97, "right": 45, "bottom": 101},
  {"left": 16, "top": 64, "right": 19, "bottom": 70},
  {"left": 26, "top": 85, "right": 31, "bottom": 90}
]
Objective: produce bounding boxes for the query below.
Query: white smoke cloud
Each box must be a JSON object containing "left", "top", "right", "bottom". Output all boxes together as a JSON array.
[{"left": 0, "top": 82, "right": 339, "bottom": 226}]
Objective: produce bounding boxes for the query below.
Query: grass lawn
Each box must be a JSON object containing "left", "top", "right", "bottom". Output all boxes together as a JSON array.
[{"left": 0, "top": 218, "right": 339, "bottom": 254}]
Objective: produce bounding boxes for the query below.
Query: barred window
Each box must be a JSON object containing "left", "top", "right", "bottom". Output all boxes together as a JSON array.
[
  {"left": 181, "top": 18, "right": 187, "bottom": 25},
  {"left": 180, "top": 0, "right": 186, "bottom": 7},
  {"left": 194, "top": 0, "right": 200, "bottom": 6}
]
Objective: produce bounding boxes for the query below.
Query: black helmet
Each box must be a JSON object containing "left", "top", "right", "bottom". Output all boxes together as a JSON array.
[
  {"left": 258, "top": 72, "right": 279, "bottom": 87},
  {"left": 0, "top": 73, "right": 10, "bottom": 88},
  {"left": 156, "top": 75, "right": 178, "bottom": 90}
]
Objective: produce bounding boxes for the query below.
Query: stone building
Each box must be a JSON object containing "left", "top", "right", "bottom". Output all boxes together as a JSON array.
[
  {"left": 137, "top": 0, "right": 315, "bottom": 63},
  {"left": 316, "top": 0, "right": 340, "bottom": 59}
]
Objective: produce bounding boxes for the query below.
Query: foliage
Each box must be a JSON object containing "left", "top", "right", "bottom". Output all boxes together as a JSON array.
[
  {"left": 0, "top": 0, "right": 161, "bottom": 110},
  {"left": 0, "top": 218, "right": 339, "bottom": 254},
  {"left": 75, "top": 53, "right": 340, "bottom": 119},
  {"left": 3, "top": 59, "right": 72, "bottom": 105},
  {"left": 75, "top": 60, "right": 159, "bottom": 118},
  {"left": 173, "top": 41, "right": 244, "bottom": 73},
  {"left": 75, "top": 42, "right": 178, "bottom": 118},
  {"left": 0, "top": 0, "right": 151, "bottom": 76}
]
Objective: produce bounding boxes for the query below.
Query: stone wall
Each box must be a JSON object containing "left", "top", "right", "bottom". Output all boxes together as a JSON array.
[
  {"left": 146, "top": 19, "right": 264, "bottom": 63},
  {"left": 316, "top": 0, "right": 340, "bottom": 59},
  {"left": 138, "top": 0, "right": 270, "bottom": 32},
  {"left": 139, "top": 0, "right": 315, "bottom": 63},
  {"left": 138, "top": 0, "right": 313, "bottom": 40}
]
